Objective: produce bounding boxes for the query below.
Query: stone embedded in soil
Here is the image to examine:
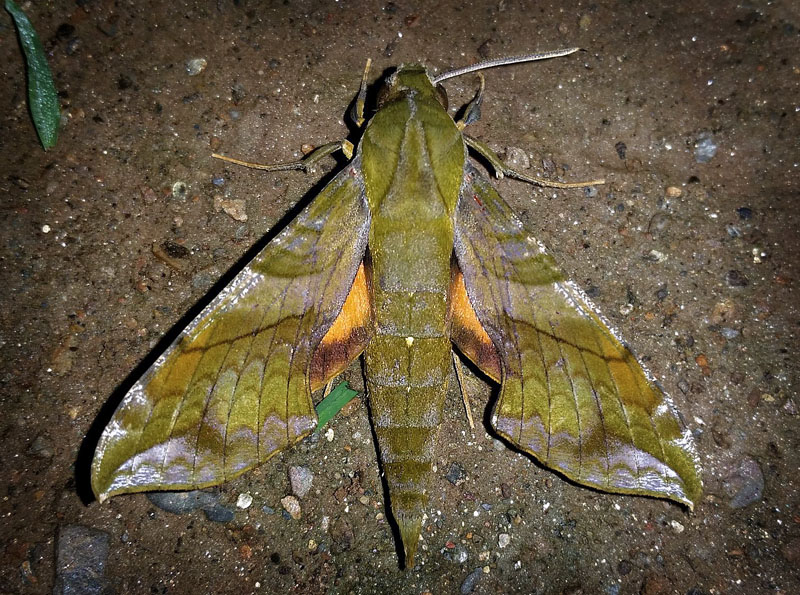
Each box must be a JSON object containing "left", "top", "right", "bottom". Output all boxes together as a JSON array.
[
  {"left": 281, "top": 495, "right": 302, "bottom": 520},
  {"left": 203, "top": 504, "right": 235, "bottom": 523},
  {"left": 443, "top": 541, "right": 470, "bottom": 564},
  {"left": 236, "top": 492, "right": 253, "bottom": 509},
  {"left": 445, "top": 462, "right": 466, "bottom": 486},
  {"left": 460, "top": 567, "right": 484, "bottom": 594},
  {"left": 694, "top": 132, "right": 717, "bottom": 163},
  {"left": 725, "top": 269, "right": 749, "bottom": 287},
  {"left": 213, "top": 195, "right": 248, "bottom": 221},
  {"left": 723, "top": 457, "right": 765, "bottom": 508},
  {"left": 289, "top": 465, "right": 314, "bottom": 498},
  {"left": 504, "top": 146, "right": 530, "bottom": 170},
  {"left": 146, "top": 490, "right": 219, "bottom": 514},
  {"left": 647, "top": 211, "right": 671, "bottom": 236},
  {"left": 330, "top": 518, "right": 354, "bottom": 552},
  {"left": 186, "top": 58, "right": 207, "bottom": 76},
  {"left": 28, "top": 434, "right": 54, "bottom": 459},
  {"left": 54, "top": 525, "right": 110, "bottom": 595}
]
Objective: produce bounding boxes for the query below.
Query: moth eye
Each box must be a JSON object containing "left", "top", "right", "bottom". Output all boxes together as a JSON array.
[{"left": 435, "top": 84, "right": 449, "bottom": 109}]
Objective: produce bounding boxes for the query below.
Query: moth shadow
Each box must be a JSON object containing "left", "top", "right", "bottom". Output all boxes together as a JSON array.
[{"left": 75, "top": 159, "right": 353, "bottom": 506}]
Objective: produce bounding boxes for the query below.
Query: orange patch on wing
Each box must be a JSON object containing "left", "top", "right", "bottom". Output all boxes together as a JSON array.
[
  {"left": 450, "top": 268, "right": 502, "bottom": 382},
  {"left": 310, "top": 262, "right": 374, "bottom": 390}
]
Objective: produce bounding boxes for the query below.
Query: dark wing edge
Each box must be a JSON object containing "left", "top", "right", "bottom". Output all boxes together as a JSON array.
[{"left": 92, "top": 160, "right": 372, "bottom": 501}]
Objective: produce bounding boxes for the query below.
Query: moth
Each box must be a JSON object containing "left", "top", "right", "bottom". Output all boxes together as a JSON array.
[{"left": 92, "top": 48, "right": 701, "bottom": 567}]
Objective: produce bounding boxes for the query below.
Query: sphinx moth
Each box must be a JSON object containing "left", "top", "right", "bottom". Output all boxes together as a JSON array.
[{"left": 91, "top": 48, "right": 702, "bottom": 567}]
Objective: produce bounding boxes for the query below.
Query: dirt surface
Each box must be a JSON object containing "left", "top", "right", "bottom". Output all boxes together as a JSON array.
[{"left": 1, "top": 1, "right": 798, "bottom": 593}]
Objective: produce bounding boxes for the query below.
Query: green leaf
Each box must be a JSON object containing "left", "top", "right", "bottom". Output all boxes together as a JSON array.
[
  {"left": 6, "top": 0, "right": 60, "bottom": 150},
  {"left": 315, "top": 382, "right": 359, "bottom": 430}
]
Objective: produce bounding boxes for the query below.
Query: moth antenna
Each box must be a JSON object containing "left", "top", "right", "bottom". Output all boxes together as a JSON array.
[{"left": 432, "top": 47, "right": 580, "bottom": 84}]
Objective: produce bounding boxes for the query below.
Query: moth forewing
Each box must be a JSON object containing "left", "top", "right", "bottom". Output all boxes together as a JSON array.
[{"left": 91, "top": 160, "right": 372, "bottom": 502}]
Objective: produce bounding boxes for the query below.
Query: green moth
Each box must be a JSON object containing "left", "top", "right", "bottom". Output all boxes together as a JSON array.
[{"left": 92, "top": 48, "right": 701, "bottom": 567}]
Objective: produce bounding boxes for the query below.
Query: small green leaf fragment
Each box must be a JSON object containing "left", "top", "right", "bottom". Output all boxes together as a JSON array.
[
  {"left": 315, "top": 382, "right": 358, "bottom": 430},
  {"left": 6, "top": 0, "right": 60, "bottom": 149}
]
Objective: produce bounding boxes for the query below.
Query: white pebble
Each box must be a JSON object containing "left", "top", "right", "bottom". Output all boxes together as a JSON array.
[{"left": 236, "top": 492, "right": 253, "bottom": 509}]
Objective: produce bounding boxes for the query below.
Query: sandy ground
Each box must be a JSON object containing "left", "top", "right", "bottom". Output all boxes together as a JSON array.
[{"left": 1, "top": 1, "right": 798, "bottom": 593}]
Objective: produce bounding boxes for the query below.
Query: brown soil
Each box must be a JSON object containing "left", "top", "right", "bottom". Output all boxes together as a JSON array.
[{"left": 1, "top": 1, "right": 798, "bottom": 593}]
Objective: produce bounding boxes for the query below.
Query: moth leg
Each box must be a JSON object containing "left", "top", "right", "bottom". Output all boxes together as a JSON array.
[
  {"left": 212, "top": 139, "right": 354, "bottom": 173},
  {"left": 452, "top": 351, "right": 476, "bottom": 431},
  {"left": 465, "top": 135, "right": 605, "bottom": 188},
  {"left": 455, "top": 73, "right": 485, "bottom": 130}
]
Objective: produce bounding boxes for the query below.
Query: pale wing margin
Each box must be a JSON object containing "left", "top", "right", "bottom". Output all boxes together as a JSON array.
[
  {"left": 452, "top": 163, "right": 701, "bottom": 507},
  {"left": 92, "top": 160, "right": 370, "bottom": 501}
]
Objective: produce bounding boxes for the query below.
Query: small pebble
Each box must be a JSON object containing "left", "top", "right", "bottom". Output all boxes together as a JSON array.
[
  {"left": 186, "top": 58, "right": 207, "bottom": 76},
  {"left": 665, "top": 186, "right": 682, "bottom": 198},
  {"left": 324, "top": 427, "right": 334, "bottom": 442},
  {"left": 55, "top": 526, "right": 110, "bottom": 595},
  {"left": 723, "top": 457, "right": 765, "bottom": 508},
  {"left": 460, "top": 567, "right": 484, "bottom": 594},
  {"left": 443, "top": 543, "right": 469, "bottom": 564},
  {"left": 289, "top": 466, "right": 314, "bottom": 498},
  {"left": 147, "top": 490, "right": 219, "bottom": 514},
  {"left": 203, "top": 504, "right": 235, "bottom": 523},
  {"left": 498, "top": 533, "right": 511, "bottom": 548},
  {"left": 171, "top": 181, "right": 188, "bottom": 200},
  {"left": 330, "top": 518, "right": 354, "bottom": 551},
  {"left": 694, "top": 132, "right": 717, "bottom": 163},
  {"left": 191, "top": 271, "right": 214, "bottom": 292},
  {"left": 213, "top": 196, "right": 248, "bottom": 222},
  {"left": 445, "top": 462, "right": 466, "bottom": 486},
  {"left": 28, "top": 434, "right": 54, "bottom": 459},
  {"left": 281, "top": 495, "right": 302, "bottom": 520},
  {"left": 212, "top": 175, "right": 225, "bottom": 186},
  {"left": 504, "top": 146, "right": 530, "bottom": 170},
  {"left": 725, "top": 270, "right": 749, "bottom": 287},
  {"left": 726, "top": 225, "right": 742, "bottom": 238},
  {"left": 670, "top": 520, "right": 685, "bottom": 533},
  {"left": 647, "top": 212, "right": 671, "bottom": 235},
  {"left": 236, "top": 492, "right": 253, "bottom": 509},
  {"left": 646, "top": 249, "right": 668, "bottom": 263},
  {"left": 720, "top": 327, "right": 740, "bottom": 339}
]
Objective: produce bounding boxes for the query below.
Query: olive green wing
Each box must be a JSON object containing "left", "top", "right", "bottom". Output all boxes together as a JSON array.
[
  {"left": 92, "top": 160, "right": 372, "bottom": 502},
  {"left": 452, "top": 163, "right": 701, "bottom": 507}
]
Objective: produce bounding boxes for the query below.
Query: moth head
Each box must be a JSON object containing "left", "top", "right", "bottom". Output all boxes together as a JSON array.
[{"left": 377, "top": 65, "right": 448, "bottom": 110}]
